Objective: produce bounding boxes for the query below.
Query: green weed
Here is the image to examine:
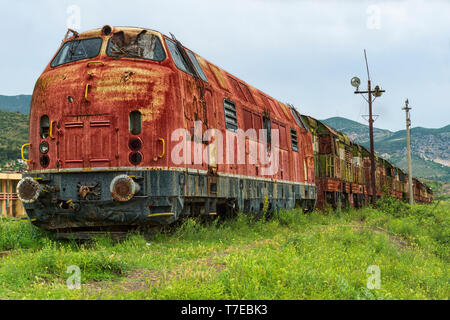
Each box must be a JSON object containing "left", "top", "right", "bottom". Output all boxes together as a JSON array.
[{"left": 0, "top": 201, "right": 448, "bottom": 300}]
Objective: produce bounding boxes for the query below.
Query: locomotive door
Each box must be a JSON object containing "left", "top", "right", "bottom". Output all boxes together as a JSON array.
[
  {"left": 60, "top": 119, "right": 84, "bottom": 168},
  {"left": 59, "top": 115, "right": 118, "bottom": 168},
  {"left": 204, "top": 88, "right": 219, "bottom": 197},
  {"left": 86, "top": 115, "right": 118, "bottom": 167},
  {"left": 204, "top": 88, "right": 216, "bottom": 170}
]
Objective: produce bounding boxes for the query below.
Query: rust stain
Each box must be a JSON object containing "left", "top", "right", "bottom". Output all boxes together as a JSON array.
[
  {"left": 208, "top": 63, "right": 229, "bottom": 90},
  {"left": 278, "top": 101, "right": 295, "bottom": 122},
  {"left": 34, "top": 74, "right": 63, "bottom": 92}
]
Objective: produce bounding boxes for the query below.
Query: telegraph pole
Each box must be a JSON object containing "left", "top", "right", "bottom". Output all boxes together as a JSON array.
[
  {"left": 367, "top": 79, "right": 377, "bottom": 207},
  {"left": 351, "top": 50, "right": 385, "bottom": 207},
  {"left": 403, "top": 100, "right": 414, "bottom": 205}
]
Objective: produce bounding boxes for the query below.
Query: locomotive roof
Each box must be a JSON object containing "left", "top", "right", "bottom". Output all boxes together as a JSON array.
[
  {"left": 70, "top": 26, "right": 162, "bottom": 39},
  {"left": 64, "top": 26, "right": 298, "bottom": 125}
]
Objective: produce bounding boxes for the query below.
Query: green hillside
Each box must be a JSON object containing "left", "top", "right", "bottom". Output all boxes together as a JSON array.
[
  {"left": 388, "top": 154, "right": 450, "bottom": 183},
  {"left": 0, "top": 110, "right": 29, "bottom": 165},
  {"left": 375, "top": 125, "right": 450, "bottom": 155},
  {"left": 322, "top": 117, "right": 450, "bottom": 183}
]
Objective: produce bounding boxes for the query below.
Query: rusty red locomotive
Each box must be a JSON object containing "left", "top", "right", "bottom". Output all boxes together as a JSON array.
[{"left": 17, "top": 26, "right": 432, "bottom": 237}]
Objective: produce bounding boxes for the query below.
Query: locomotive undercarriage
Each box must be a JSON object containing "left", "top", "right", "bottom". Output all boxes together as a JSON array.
[{"left": 21, "top": 169, "right": 317, "bottom": 239}]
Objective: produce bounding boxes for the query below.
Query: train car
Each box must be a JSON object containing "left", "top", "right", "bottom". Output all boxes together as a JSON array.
[
  {"left": 298, "top": 115, "right": 435, "bottom": 208},
  {"left": 424, "top": 185, "right": 434, "bottom": 203},
  {"left": 300, "top": 115, "right": 367, "bottom": 209},
  {"left": 377, "top": 158, "right": 395, "bottom": 197},
  {"left": 413, "top": 178, "right": 433, "bottom": 203},
  {"left": 390, "top": 166, "right": 408, "bottom": 200},
  {"left": 360, "top": 144, "right": 408, "bottom": 203},
  {"left": 16, "top": 26, "right": 317, "bottom": 238}
]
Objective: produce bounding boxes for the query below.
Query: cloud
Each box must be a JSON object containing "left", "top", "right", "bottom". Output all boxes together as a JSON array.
[{"left": 0, "top": 0, "right": 448, "bottom": 131}]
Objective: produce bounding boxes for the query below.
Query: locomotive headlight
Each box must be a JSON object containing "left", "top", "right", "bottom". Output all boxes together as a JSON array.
[
  {"left": 110, "top": 175, "right": 141, "bottom": 202},
  {"left": 39, "top": 141, "right": 49, "bottom": 154},
  {"left": 17, "top": 177, "right": 42, "bottom": 204}
]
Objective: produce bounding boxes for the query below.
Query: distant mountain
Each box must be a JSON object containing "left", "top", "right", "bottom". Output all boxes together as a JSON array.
[
  {"left": 322, "top": 117, "right": 450, "bottom": 182},
  {"left": 322, "top": 117, "right": 393, "bottom": 143},
  {"left": 0, "top": 95, "right": 31, "bottom": 114}
]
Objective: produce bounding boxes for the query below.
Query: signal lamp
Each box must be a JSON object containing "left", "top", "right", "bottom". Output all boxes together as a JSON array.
[
  {"left": 129, "top": 138, "right": 143, "bottom": 151},
  {"left": 40, "top": 156, "right": 50, "bottom": 168},
  {"left": 40, "top": 141, "right": 49, "bottom": 154},
  {"left": 129, "top": 152, "right": 143, "bottom": 166}
]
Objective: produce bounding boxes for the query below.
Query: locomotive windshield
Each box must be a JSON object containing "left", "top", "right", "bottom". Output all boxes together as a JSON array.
[
  {"left": 107, "top": 30, "right": 166, "bottom": 61},
  {"left": 51, "top": 38, "right": 102, "bottom": 67}
]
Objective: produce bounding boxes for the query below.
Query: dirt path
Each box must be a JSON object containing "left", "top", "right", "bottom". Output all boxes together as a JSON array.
[
  {"left": 309, "top": 222, "right": 410, "bottom": 249},
  {"left": 0, "top": 251, "right": 12, "bottom": 259},
  {"left": 83, "top": 237, "right": 279, "bottom": 296},
  {"left": 82, "top": 222, "right": 411, "bottom": 297}
]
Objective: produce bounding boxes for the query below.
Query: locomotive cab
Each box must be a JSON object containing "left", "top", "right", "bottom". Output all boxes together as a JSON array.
[
  {"left": 29, "top": 27, "right": 173, "bottom": 172},
  {"left": 19, "top": 27, "right": 186, "bottom": 235}
]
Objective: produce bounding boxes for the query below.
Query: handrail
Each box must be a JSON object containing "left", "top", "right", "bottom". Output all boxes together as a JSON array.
[
  {"left": 85, "top": 84, "right": 90, "bottom": 102},
  {"left": 159, "top": 138, "right": 165, "bottom": 159},
  {"left": 21, "top": 143, "right": 31, "bottom": 162},
  {"left": 87, "top": 61, "right": 105, "bottom": 67},
  {"left": 50, "top": 120, "right": 55, "bottom": 139},
  {"left": 154, "top": 138, "right": 166, "bottom": 161}
]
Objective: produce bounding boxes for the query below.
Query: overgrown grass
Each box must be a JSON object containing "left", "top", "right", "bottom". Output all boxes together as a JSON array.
[
  {"left": 0, "top": 202, "right": 448, "bottom": 300},
  {"left": 0, "top": 218, "right": 51, "bottom": 251}
]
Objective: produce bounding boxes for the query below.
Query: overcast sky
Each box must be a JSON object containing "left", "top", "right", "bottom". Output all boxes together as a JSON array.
[{"left": 1, "top": 0, "right": 449, "bottom": 131}]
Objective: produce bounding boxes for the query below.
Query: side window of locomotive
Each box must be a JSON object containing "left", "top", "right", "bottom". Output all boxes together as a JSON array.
[
  {"left": 129, "top": 111, "right": 142, "bottom": 135},
  {"left": 224, "top": 99, "right": 238, "bottom": 132},
  {"left": 386, "top": 166, "right": 392, "bottom": 177},
  {"left": 40, "top": 115, "right": 50, "bottom": 139},
  {"left": 243, "top": 109, "right": 253, "bottom": 131},
  {"left": 263, "top": 116, "right": 272, "bottom": 145},
  {"left": 279, "top": 124, "right": 287, "bottom": 149},
  {"left": 291, "top": 128, "right": 299, "bottom": 152},
  {"left": 239, "top": 82, "right": 256, "bottom": 105},
  {"left": 107, "top": 31, "right": 166, "bottom": 61},
  {"left": 187, "top": 50, "right": 208, "bottom": 82},
  {"left": 165, "top": 39, "right": 192, "bottom": 74},
  {"left": 51, "top": 38, "right": 103, "bottom": 67},
  {"left": 243, "top": 110, "right": 262, "bottom": 142}
]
